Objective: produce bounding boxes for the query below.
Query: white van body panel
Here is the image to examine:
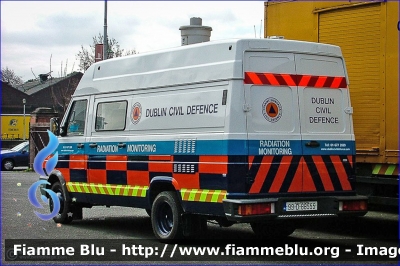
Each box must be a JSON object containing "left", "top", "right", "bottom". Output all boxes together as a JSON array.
[
  {"left": 49, "top": 39, "right": 365, "bottom": 232},
  {"left": 75, "top": 39, "right": 344, "bottom": 96}
]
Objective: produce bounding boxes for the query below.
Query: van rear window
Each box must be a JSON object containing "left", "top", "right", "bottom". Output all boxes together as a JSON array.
[{"left": 95, "top": 101, "right": 127, "bottom": 131}]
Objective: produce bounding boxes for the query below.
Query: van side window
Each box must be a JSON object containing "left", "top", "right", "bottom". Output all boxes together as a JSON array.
[
  {"left": 95, "top": 101, "right": 127, "bottom": 131},
  {"left": 66, "top": 100, "right": 87, "bottom": 136}
]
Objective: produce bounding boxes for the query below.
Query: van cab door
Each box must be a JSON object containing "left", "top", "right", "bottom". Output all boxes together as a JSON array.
[
  {"left": 87, "top": 96, "right": 129, "bottom": 188},
  {"left": 58, "top": 97, "right": 91, "bottom": 186},
  {"left": 295, "top": 54, "right": 354, "bottom": 192}
]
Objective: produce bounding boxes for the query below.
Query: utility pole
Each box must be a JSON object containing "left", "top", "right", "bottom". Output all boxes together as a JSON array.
[
  {"left": 22, "top": 99, "right": 26, "bottom": 141},
  {"left": 103, "top": 0, "right": 108, "bottom": 60}
]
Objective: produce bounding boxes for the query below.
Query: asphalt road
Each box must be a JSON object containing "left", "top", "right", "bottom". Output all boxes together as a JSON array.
[{"left": 1, "top": 170, "right": 398, "bottom": 265}]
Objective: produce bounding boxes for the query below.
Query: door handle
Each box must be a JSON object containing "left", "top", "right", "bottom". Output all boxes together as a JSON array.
[
  {"left": 118, "top": 143, "right": 127, "bottom": 148},
  {"left": 77, "top": 143, "right": 84, "bottom": 149},
  {"left": 89, "top": 143, "right": 98, "bottom": 148},
  {"left": 305, "top": 141, "right": 320, "bottom": 148}
]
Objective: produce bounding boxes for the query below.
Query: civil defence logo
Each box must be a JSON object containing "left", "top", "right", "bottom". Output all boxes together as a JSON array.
[
  {"left": 131, "top": 102, "right": 142, "bottom": 125},
  {"left": 262, "top": 97, "right": 282, "bottom": 123},
  {"left": 28, "top": 130, "right": 61, "bottom": 220}
]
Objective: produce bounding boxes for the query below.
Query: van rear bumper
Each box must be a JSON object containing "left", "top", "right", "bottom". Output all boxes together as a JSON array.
[{"left": 223, "top": 195, "right": 368, "bottom": 222}]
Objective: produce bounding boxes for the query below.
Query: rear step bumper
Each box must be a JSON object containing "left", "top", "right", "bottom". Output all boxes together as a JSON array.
[{"left": 223, "top": 195, "right": 368, "bottom": 222}]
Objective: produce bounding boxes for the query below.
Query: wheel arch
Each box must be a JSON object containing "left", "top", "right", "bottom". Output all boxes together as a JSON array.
[
  {"left": 46, "top": 170, "right": 70, "bottom": 202},
  {"left": 46, "top": 170, "right": 66, "bottom": 186},
  {"left": 148, "top": 176, "right": 181, "bottom": 208}
]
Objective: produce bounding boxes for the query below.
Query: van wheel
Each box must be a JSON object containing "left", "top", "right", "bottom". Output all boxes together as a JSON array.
[
  {"left": 50, "top": 182, "right": 73, "bottom": 224},
  {"left": 151, "top": 191, "right": 183, "bottom": 241},
  {"left": 215, "top": 217, "right": 235, "bottom": 227},
  {"left": 250, "top": 221, "right": 296, "bottom": 238}
]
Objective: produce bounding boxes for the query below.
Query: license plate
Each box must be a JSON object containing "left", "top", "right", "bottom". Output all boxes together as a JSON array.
[{"left": 285, "top": 201, "right": 317, "bottom": 212}]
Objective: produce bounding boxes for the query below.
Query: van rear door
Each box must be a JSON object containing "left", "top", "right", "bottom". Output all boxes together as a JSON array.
[
  {"left": 244, "top": 51, "right": 355, "bottom": 194},
  {"left": 295, "top": 54, "right": 355, "bottom": 193},
  {"left": 244, "top": 52, "right": 304, "bottom": 194}
]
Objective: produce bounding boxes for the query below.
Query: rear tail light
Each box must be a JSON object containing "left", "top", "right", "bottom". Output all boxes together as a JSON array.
[
  {"left": 238, "top": 203, "right": 275, "bottom": 216},
  {"left": 339, "top": 200, "right": 368, "bottom": 211}
]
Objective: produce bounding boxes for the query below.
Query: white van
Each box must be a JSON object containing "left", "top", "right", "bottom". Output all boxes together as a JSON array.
[{"left": 43, "top": 38, "right": 367, "bottom": 241}]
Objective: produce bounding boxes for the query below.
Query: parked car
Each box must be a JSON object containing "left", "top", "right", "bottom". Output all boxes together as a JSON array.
[{"left": 1, "top": 141, "right": 29, "bottom": 171}]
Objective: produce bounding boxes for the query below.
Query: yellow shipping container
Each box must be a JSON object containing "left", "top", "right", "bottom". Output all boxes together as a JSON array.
[{"left": 265, "top": 1, "right": 399, "bottom": 205}]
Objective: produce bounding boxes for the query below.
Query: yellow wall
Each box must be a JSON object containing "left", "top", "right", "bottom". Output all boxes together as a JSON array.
[
  {"left": 265, "top": 1, "right": 399, "bottom": 164},
  {"left": 265, "top": 1, "right": 316, "bottom": 41},
  {"left": 384, "top": 1, "right": 399, "bottom": 162}
]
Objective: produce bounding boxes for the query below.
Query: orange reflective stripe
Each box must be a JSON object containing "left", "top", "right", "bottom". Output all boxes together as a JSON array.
[
  {"left": 245, "top": 72, "right": 263, "bottom": 85},
  {"left": 298, "top": 75, "right": 311, "bottom": 87},
  {"left": 331, "top": 156, "right": 352, "bottom": 191},
  {"left": 330, "top": 75, "right": 346, "bottom": 88},
  {"left": 312, "top": 156, "right": 334, "bottom": 191},
  {"left": 248, "top": 155, "right": 354, "bottom": 193},
  {"left": 288, "top": 158, "right": 304, "bottom": 192},
  {"left": 249, "top": 156, "right": 273, "bottom": 194},
  {"left": 315, "top": 76, "right": 328, "bottom": 88},
  {"left": 265, "top": 73, "right": 280, "bottom": 86},
  {"left": 280, "top": 73, "right": 297, "bottom": 86},
  {"left": 269, "top": 156, "right": 292, "bottom": 193},
  {"left": 244, "top": 72, "right": 347, "bottom": 89}
]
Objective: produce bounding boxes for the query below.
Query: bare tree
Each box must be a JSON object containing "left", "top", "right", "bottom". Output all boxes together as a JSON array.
[
  {"left": 76, "top": 33, "right": 136, "bottom": 72},
  {"left": 50, "top": 74, "right": 80, "bottom": 117},
  {"left": 50, "top": 60, "right": 79, "bottom": 117},
  {"left": 1, "top": 67, "right": 23, "bottom": 86}
]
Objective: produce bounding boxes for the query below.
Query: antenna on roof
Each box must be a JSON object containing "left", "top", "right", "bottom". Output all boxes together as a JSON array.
[
  {"left": 254, "top": 25, "right": 256, "bottom": 38},
  {"left": 64, "top": 59, "right": 68, "bottom": 77},
  {"left": 31, "top": 68, "right": 37, "bottom": 80},
  {"left": 60, "top": 61, "right": 63, "bottom": 78},
  {"left": 49, "top": 54, "right": 52, "bottom": 79},
  {"left": 260, "top": 19, "right": 262, "bottom": 39}
]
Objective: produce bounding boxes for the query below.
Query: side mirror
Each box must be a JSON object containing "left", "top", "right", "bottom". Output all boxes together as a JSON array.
[
  {"left": 60, "top": 125, "right": 68, "bottom": 137},
  {"left": 50, "top": 117, "right": 60, "bottom": 136}
]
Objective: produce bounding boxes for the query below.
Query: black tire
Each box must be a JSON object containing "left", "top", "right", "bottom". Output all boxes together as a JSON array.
[
  {"left": 215, "top": 217, "right": 235, "bottom": 227},
  {"left": 250, "top": 221, "right": 296, "bottom": 238},
  {"left": 50, "top": 182, "right": 73, "bottom": 224},
  {"left": 151, "top": 191, "right": 183, "bottom": 241},
  {"left": 2, "top": 159, "right": 14, "bottom": 171}
]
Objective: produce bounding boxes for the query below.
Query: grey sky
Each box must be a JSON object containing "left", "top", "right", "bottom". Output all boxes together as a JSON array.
[{"left": 1, "top": 1, "right": 264, "bottom": 82}]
